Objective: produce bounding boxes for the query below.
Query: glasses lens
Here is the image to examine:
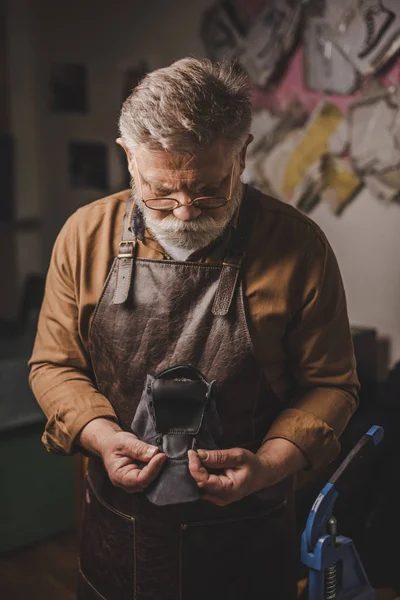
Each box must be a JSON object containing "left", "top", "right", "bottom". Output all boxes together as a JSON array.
[
  {"left": 195, "top": 197, "right": 228, "bottom": 209},
  {"left": 145, "top": 198, "right": 177, "bottom": 211}
]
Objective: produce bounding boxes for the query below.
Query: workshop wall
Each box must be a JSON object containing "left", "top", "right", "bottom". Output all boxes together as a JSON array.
[
  {"left": 6, "top": 0, "right": 215, "bottom": 289},
  {"left": 6, "top": 0, "right": 400, "bottom": 364}
]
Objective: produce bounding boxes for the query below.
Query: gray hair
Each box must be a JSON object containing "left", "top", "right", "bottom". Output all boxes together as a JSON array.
[{"left": 118, "top": 57, "right": 252, "bottom": 154}]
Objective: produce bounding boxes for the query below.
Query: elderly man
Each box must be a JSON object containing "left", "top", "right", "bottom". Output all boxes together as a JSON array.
[{"left": 29, "top": 58, "right": 358, "bottom": 600}]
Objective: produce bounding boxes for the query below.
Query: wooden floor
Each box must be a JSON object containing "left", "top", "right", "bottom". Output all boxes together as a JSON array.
[{"left": 0, "top": 530, "right": 78, "bottom": 600}]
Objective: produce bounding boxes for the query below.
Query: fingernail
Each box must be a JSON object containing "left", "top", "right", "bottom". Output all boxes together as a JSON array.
[
  {"left": 197, "top": 450, "right": 208, "bottom": 460},
  {"left": 146, "top": 447, "right": 157, "bottom": 458}
]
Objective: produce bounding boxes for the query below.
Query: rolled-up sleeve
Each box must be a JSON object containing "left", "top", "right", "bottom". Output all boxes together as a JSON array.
[
  {"left": 28, "top": 214, "right": 117, "bottom": 455},
  {"left": 263, "top": 230, "right": 359, "bottom": 469}
]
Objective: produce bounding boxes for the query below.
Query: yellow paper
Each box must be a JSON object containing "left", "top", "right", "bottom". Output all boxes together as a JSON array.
[{"left": 283, "top": 103, "right": 343, "bottom": 199}]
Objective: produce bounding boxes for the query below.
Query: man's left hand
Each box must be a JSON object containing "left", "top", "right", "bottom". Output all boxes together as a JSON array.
[
  {"left": 188, "top": 439, "right": 308, "bottom": 506},
  {"left": 187, "top": 447, "right": 273, "bottom": 506}
]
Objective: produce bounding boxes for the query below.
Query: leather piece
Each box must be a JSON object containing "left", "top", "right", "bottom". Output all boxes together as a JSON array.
[
  {"left": 131, "top": 367, "right": 222, "bottom": 506},
  {"left": 145, "top": 458, "right": 202, "bottom": 506},
  {"left": 162, "top": 433, "right": 193, "bottom": 458},
  {"left": 152, "top": 379, "right": 207, "bottom": 434}
]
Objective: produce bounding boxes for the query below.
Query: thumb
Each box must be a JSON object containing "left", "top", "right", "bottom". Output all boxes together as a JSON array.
[
  {"left": 125, "top": 437, "right": 159, "bottom": 462},
  {"left": 197, "top": 448, "right": 246, "bottom": 468}
]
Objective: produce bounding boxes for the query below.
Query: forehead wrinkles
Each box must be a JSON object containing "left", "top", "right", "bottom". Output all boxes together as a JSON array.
[
  {"left": 135, "top": 144, "right": 233, "bottom": 187},
  {"left": 142, "top": 165, "right": 229, "bottom": 189}
]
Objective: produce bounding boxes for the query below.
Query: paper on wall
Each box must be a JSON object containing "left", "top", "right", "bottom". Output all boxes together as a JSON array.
[
  {"left": 279, "top": 102, "right": 344, "bottom": 202},
  {"left": 327, "top": 0, "right": 400, "bottom": 75},
  {"left": 303, "top": 16, "right": 361, "bottom": 95},
  {"left": 321, "top": 155, "right": 363, "bottom": 215},
  {"left": 328, "top": 120, "right": 350, "bottom": 155},
  {"left": 349, "top": 87, "right": 400, "bottom": 174},
  {"left": 364, "top": 170, "right": 400, "bottom": 203},
  {"left": 248, "top": 110, "right": 281, "bottom": 156},
  {"left": 201, "top": 0, "right": 304, "bottom": 88},
  {"left": 259, "top": 129, "right": 303, "bottom": 202}
]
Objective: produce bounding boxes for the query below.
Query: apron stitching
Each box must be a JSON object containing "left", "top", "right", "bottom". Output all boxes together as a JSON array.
[
  {"left": 87, "top": 473, "right": 134, "bottom": 521},
  {"left": 134, "top": 258, "right": 222, "bottom": 270},
  {"left": 78, "top": 560, "right": 108, "bottom": 600}
]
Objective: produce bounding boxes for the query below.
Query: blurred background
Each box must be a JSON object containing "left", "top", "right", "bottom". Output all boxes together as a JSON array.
[{"left": 1, "top": 0, "right": 400, "bottom": 598}]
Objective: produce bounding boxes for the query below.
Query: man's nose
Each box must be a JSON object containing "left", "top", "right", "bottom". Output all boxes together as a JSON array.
[{"left": 172, "top": 194, "right": 201, "bottom": 221}]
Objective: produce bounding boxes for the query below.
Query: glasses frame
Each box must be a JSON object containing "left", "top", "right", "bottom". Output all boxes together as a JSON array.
[{"left": 133, "top": 154, "right": 236, "bottom": 212}]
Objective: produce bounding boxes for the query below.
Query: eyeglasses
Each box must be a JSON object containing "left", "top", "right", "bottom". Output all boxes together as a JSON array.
[{"left": 133, "top": 155, "right": 235, "bottom": 212}]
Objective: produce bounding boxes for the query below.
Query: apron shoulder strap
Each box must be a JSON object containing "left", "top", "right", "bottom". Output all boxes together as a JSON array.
[
  {"left": 113, "top": 195, "right": 136, "bottom": 305},
  {"left": 212, "top": 185, "right": 262, "bottom": 317}
]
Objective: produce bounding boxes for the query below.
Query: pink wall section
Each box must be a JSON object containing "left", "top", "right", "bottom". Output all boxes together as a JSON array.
[{"left": 251, "top": 46, "right": 400, "bottom": 115}]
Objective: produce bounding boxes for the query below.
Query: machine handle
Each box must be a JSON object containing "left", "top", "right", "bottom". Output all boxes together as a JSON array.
[
  {"left": 329, "top": 425, "right": 384, "bottom": 494},
  {"left": 303, "top": 426, "right": 384, "bottom": 551}
]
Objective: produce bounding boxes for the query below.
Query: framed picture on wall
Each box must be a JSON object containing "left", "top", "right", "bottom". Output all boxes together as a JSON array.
[
  {"left": 50, "top": 64, "right": 88, "bottom": 113},
  {"left": 68, "top": 142, "right": 109, "bottom": 191}
]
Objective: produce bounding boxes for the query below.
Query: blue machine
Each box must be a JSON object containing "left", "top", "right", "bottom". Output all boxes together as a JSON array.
[{"left": 301, "top": 425, "right": 384, "bottom": 600}]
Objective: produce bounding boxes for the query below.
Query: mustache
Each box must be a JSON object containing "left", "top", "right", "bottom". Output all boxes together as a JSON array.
[
  {"left": 149, "top": 210, "right": 228, "bottom": 232},
  {"left": 130, "top": 177, "right": 243, "bottom": 249}
]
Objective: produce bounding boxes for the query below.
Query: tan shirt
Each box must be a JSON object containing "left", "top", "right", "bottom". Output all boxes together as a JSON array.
[{"left": 29, "top": 189, "right": 359, "bottom": 468}]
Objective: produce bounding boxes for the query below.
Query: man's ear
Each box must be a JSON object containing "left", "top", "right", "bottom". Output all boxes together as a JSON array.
[
  {"left": 116, "top": 137, "right": 133, "bottom": 166},
  {"left": 239, "top": 134, "right": 254, "bottom": 171}
]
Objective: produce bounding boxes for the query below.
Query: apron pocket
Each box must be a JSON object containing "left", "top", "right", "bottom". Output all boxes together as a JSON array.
[
  {"left": 79, "top": 475, "right": 135, "bottom": 600},
  {"left": 180, "top": 500, "right": 297, "bottom": 600}
]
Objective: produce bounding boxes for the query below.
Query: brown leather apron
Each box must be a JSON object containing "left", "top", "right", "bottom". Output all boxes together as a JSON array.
[{"left": 77, "top": 186, "right": 298, "bottom": 600}]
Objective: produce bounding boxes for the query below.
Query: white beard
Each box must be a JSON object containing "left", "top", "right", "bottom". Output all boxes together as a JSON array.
[{"left": 132, "top": 180, "right": 243, "bottom": 251}]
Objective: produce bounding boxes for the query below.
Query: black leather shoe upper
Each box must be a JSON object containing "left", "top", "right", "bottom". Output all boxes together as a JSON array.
[{"left": 131, "top": 365, "right": 222, "bottom": 506}]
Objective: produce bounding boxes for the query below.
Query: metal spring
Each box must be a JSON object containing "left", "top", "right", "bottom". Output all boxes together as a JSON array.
[{"left": 324, "top": 563, "right": 337, "bottom": 600}]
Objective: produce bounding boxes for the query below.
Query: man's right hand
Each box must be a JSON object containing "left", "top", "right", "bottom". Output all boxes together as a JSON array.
[{"left": 78, "top": 417, "right": 166, "bottom": 493}]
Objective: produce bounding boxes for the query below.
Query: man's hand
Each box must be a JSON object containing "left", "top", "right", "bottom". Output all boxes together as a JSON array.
[
  {"left": 78, "top": 418, "right": 166, "bottom": 493},
  {"left": 188, "top": 438, "right": 307, "bottom": 506},
  {"left": 100, "top": 431, "right": 166, "bottom": 493},
  {"left": 188, "top": 447, "right": 270, "bottom": 506}
]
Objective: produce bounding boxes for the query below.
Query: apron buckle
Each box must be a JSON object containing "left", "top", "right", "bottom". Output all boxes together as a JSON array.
[{"left": 118, "top": 240, "right": 135, "bottom": 258}]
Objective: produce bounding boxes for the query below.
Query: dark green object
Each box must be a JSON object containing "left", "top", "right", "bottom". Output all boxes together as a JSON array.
[{"left": 0, "top": 422, "right": 74, "bottom": 554}]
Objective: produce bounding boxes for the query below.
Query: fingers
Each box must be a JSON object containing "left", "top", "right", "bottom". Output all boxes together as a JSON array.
[
  {"left": 115, "top": 452, "right": 166, "bottom": 492},
  {"left": 137, "top": 452, "right": 167, "bottom": 487},
  {"left": 187, "top": 449, "right": 210, "bottom": 484},
  {"left": 121, "top": 435, "right": 160, "bottom": 462},
  {"left": 198, "top": 472, "right": 234, "bottom": 494},
  {"left": 197, "top": 447, "right": 247, "bottom": 469},
  {"left": 188, "top": 449, "right": 234, "bottom": 494}
]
